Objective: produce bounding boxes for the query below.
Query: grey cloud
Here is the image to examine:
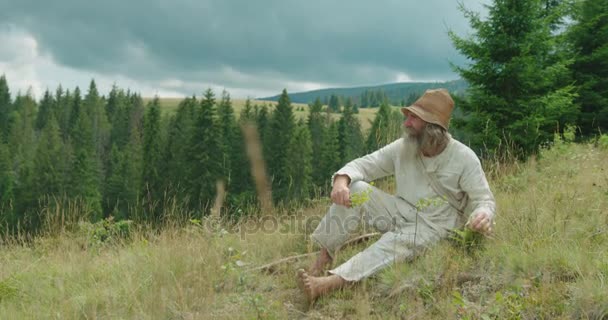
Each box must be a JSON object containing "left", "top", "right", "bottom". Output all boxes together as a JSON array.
[{"left": 0, "top": 0, "right": 487, "bottom": 96}]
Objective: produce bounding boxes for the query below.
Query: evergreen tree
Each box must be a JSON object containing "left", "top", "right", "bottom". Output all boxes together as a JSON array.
[
  {"left": 69, "top": 104, "right": 102, "bottom": 219},
  {"left": 188, "top": 89, "right": 222, "bottom": 212},
  {"left": 33, "top": 115, "right": 65, "bottom": 197},
  {"left": 267, "top": 89, "right": 295, "bottom": 203},
  {"left": 104, "top": 111, "right": 144, "bottom": 221},
  {"left": 0, "top": 75, "right": 11, "bottom": 142},
  {"left": 255, "top": 104, "right": 271, "bottom": 169},
  {"left": 240, "top": 98, "right": 255, "bottom": 122},
  {"left": 217, "top": 90, "right": 237, "bottom": 185},
  {"left": 230, "top": 102, "right": 256, "bottom": 203},
  {"left": 366, "top": 100, "right": 394, "bottom": 152},
  {"left": 104, "top": 144, "right": 124, "bottom": 218},
  {"left": 128, "top": 93, "right": 145, "bottom": 137},
  {"left": 141, "top": 96, "right": 165, "bottom": 220},
  {"left": 164, "top": 96, "right": 197, "bottom": 199},
  {"left": 328, "top": 94, "right": 340, "bottom": 113},
  {"left": 0, "top": 138, "right": 15, "bottom": 232},
  {"left": 108, "top": 87, "right": 131, "bottom": 149},
  {"left": 55, "top": 86, "right": 72, "bottom": 140},
  {"left": 9, "top": 93, "right": 37, "bottom": 226},
  {"left": 68, "top": 87, "right": 83, "bottom": 141},
  {"left": 32, "top": 115, "right": 65, "bottom": 229},
  {"left": 405, "top": 92, "right": 420, "bottom": 106},
  {"left": 338, "top": 98, "right": 365, "bottom": 163},
  {"left": 285, "top": 120, "right": 313, "bottom": 201},
  {"left": 83, "top": 80, "right": 111, "bottom": 176},
  {"left": 35, "top": 90, "right": 54, "bottom": 131},
  {"left": 568, "top": 0, "right": 608, "bottom": 135},
  {"left": 319, "top": 119, "right": 341, "bottom": 192},
  {"left": 308, "top": 98, "right": 326, "bottom": 188},
  {"left": 450, "top": 0, "right": 577, "bottom": 157}
]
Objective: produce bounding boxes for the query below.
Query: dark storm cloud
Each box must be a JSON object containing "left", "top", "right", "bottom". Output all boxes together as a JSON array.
[{"left": 0, "top": 0, "right": 487, "bottom": 96}]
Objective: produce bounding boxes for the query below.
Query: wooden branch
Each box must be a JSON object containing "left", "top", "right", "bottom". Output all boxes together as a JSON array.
[{"left": 247, "top": 232, "right": 380, "bottom": 273}]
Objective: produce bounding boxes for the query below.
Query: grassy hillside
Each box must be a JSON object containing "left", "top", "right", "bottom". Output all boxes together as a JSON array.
[
  {"left": 147, "top": 97, "right": 385, "bottom": 131},
  {"left": 1, "top": 140, "right": 607, "bottom": 319}
]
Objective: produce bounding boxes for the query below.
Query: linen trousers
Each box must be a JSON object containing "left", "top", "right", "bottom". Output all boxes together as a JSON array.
[{"left": 311, "top": 181, "right": 441, "bottom": 281}]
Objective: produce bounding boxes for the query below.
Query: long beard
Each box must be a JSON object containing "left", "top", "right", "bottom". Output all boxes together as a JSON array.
[
  {"left": 402, "top": 125, "right": 449, "bottom": 156},
  {"left": 402, "top": 126, "right": 422, "bottom": 155}
]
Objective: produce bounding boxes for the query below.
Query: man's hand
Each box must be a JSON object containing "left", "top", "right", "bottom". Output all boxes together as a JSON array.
[
  {"left": 467, "top": 211, "right": 493, "bottom": 235},
  {"left": 331, "top": 175, "right": 351, "bottom": 207}
]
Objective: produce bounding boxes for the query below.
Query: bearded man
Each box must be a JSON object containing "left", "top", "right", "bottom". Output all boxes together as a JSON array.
[{"left": 297, "top": 88, "right": 496, "bottom": 304}]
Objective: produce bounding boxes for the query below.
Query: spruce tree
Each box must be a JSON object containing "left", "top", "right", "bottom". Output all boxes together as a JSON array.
[
  {"left": 56, "top": 86, "right": 72, "bottom": 140},
  {"left": 122, "top": 123, "right": 144, "bottom": 219},
  {"left": 319, "top": 119, "right": 342, "bottom": 192},
  {"left": 328, "top": 94, "right": 340, "bottom": 113},
  {"left": 568, "top": 0, "right": 608, "bottom": 135},
  {"left": 0, "top": 138, "right": 15, "bottom": 232},
  {"left": 0, "top": 75, "right": 11, "bottom": 142},
  {"left": 83, "top": 80, "right": 111, "bottom": 177},
  {"left": 108, "top": 87, "right": 131, "bottom": 149},
  {"left": 338, "top": 98, "right": 364, "bottom": 163},
  {"left": 163, "top": 96, "right": 197, "bottom": 204},
  {"left": 366, "top": 100, "right": 394, "bottom": 152},
  {"left": 69, "top": 104, "right": 102, "bottom": 220},
  {"left": 450, "top": 0, "right": 577, "bottom": 157},
  {"left": 33, "top": 115, "right": 65, "bottom": 196},
  {"left": 267, "top": 89, "right": 295, "bottom": 203},
  {"left": 68, "top": 87, "right": 83, "bottom": 141},
  {"left": 286, "top": 120, "right": 313, "bottom": 202},
  {"left": 217, "top": 90, "right": 237, "bottom": 185},
  {"left": 188, "top": 89, "right": 222, "bottom": 212},
  {"left": 35, "top": 90, "right": 55, "bottom": 131},
  {"left": 9, "top": 93, "right": 38, "bottom": 227},
  {"left": 32, "top": 115, "right": 65, "bottom": 228},
  {"left": 141, "top": 96, "right": 164, "bottom": 221},
  {"left": 241, "top": 98, "right": 255, "bottom": 122},
  {"left": 308, "top": 98, "right": 326, "bottom": 188}
]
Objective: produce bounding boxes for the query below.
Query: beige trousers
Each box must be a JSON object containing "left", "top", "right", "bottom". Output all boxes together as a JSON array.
[{"left": 311, "top": 181, "right": 441, "bottom": 281}]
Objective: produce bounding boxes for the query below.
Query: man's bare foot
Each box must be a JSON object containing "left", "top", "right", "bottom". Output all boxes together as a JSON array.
[
  {"left": 296, "top": 269, "right": 347, "bottom": 307},
  {"left": 308, "top": 248, "right": 332, "bottom": 276}
]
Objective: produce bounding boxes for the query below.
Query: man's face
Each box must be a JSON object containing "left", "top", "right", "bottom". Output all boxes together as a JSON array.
[{"left": 403, "top": 112, "right": 426, "bottom": 137}]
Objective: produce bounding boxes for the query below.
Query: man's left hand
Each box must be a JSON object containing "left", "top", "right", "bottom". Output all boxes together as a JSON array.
[{"left": 467, "top": 212, "right": 493, "bottom": 235}]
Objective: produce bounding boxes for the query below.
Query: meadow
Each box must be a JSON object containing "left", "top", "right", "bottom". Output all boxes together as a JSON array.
[
  {"left": 145, "top": 97, "right": 381, "bottom": 131},
  {"left": 1, "top": 136, "right": 607, "bottom": 319}
]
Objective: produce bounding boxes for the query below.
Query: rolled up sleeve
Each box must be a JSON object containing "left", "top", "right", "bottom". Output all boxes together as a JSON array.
[
  {"left": 459, "top": 155, "right": 497, "bottom": 221},
  {"left": 331, "top": 139, "right": 401, "bottom": 187}
]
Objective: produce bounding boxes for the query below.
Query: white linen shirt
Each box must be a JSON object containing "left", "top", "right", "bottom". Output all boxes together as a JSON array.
[{"left": 333, "top": 137, "right": 496, "bottom": 234}]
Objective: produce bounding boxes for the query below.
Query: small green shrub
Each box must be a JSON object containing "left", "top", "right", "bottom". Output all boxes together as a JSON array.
[
  {"left": 598, "top": 134, "right": 608, "bottom": 150},
  {"left": 78, "top": 217, "right": 133, "bottom": 247}
]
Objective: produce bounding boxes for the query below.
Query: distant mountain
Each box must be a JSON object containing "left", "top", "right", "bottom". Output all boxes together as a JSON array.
[{"left": 259, "top": 79, "right": 468, "bottom": 105}]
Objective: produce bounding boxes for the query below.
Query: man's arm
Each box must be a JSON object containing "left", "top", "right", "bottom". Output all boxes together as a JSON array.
[
  {"left": 332, "top": 139, "right": 401, "bottom": 186},
  {"left": 460, "top": 154, "right": 497, "bottom": 235},
  {"left": 328, "top": 139, "right": 401, "bottom": 207}
]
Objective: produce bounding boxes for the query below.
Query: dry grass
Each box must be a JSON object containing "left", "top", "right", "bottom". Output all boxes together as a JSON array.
[
  {"left": 143, "top": 97, "right": 380, "bottom": 131},
  {"left": 1, "top": 141, "right": 607, "bottom": 319}
]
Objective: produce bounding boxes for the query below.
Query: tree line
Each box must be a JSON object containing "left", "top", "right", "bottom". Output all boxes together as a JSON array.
[
  {"left": 1, "top": 0, "right": 606, "bottom": 235},
  {"left": 0, "top": 77, "right": 404, "bottom": 235}
]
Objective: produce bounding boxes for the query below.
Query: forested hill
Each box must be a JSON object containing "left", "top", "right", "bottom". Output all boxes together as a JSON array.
[{"left": 259, "top": 79, "right": 468, "bottom": 105}]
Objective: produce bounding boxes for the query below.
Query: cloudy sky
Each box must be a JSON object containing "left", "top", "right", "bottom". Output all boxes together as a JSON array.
[{"left": 0, "top": 0, "right": 488, "bottom": 99}]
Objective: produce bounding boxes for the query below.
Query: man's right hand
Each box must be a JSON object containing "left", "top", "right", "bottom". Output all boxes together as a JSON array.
[{"left": 331, "top": 175, "right": 351, "bottom": 207}]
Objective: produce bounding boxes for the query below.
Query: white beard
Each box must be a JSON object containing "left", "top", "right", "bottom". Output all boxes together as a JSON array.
[{"left": 402, "top": 128, "right": 422, "bottom": 157}]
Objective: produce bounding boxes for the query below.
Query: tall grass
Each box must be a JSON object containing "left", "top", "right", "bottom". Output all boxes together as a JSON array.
[{"left": 1, "top": 141, "right": 607, "bottom": 319}]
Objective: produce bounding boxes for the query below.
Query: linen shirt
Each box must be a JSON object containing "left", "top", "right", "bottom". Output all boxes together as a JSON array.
[{"left": 333, "top": 137, "right": 496, "bottom": 234}]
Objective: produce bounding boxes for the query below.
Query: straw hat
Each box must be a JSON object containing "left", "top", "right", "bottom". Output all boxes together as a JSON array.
[{"left": 401, "top": 88, "right": 454, "bottom": 130}]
